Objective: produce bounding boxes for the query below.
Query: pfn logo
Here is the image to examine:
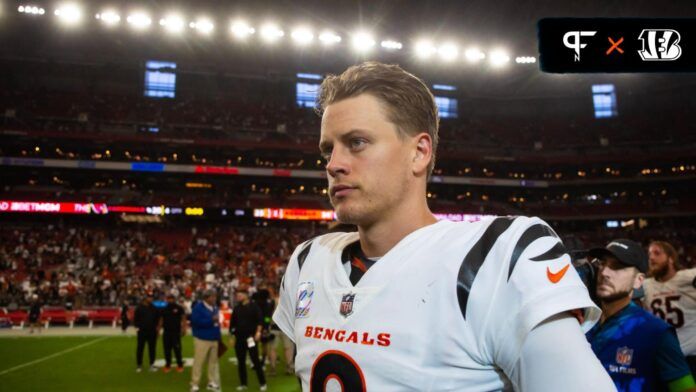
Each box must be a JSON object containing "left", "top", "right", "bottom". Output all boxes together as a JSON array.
[
  {"left": 563, "top": 31, "right": 597, "bottom": 61},
  {"left": 638, "top": 29, "right": 682, "bottom": 61}
]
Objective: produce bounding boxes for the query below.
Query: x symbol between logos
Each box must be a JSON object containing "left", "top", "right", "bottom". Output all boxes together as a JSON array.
[{"left": 606, "top": 37, "right": 624, "bottom": 55}]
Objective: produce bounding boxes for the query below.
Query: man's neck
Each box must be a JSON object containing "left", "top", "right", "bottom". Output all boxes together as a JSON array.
[
  {"left": 358, "top": 200, "right": 437, "bottom": 258},
  {"left": 600, "top": 296, "right": 632, "bottom": 324}
]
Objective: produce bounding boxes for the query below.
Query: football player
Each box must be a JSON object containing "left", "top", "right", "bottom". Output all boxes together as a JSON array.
[
  {"left": 643, "top": 241, "right": 696, "bottom": 375},
  {"left": 274, "top": 62, "right": 614, "bottom": 391}
]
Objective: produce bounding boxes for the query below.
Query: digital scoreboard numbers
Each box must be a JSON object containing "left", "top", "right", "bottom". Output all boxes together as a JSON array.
[{"left": 538, "top": 18, "right": 696, "bottom": 73}]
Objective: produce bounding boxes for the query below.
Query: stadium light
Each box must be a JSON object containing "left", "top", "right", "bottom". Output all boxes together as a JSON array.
[
  {"left": 380, "top": 40, "right": 402, "bottom": 50},
  {"left": 230, "top": 20, "right": 255, "bottom": 39},
  {"left": 18, "top": 5, "right": 45, "bottom": 15},
  {"left": 351, "top": 31, "right": 375, "bottom": 52},
  {"left": 489, "top": 49, "right": 510, "bottom": 67},
  {"left": 126, "top": 11, "right": 152, "bottom": 30},
  {"left": 95, "top": 10, "right": 120, "bottom": 26},
  {"left": 54, "top": 3, "right": 82, "bottom": 26},
  {"left": 318, "top": 30, "right": 341, "bottom": 45},
  {"left": 515, "top": 56, "right": 537, "bottom": 64},
  {"left": 464, "top": 47, "right": 486, "bottom": 62},
  {"left": 260, "top": 23, "right": 284, "bottom": 43},
  {"left": 291, "top": 26, "right": 314, "bottom": 45},
  {"left": 438, "top": 42, "right": 459, "bottom": 62},
  {"left": 414, "top": 39, "right": 437, "bottom": 59},
  {"left": 190, "top": 17, "right": 214, "bottom": 35},
  {"left": 160, "top": 13, "right": 185, "bottom": 33}
]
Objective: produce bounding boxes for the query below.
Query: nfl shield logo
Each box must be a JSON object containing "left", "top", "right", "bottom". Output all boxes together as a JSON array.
[
  {"left": 616, "top": 346, "right": 633, "bottom": 366},
  {"left": 340, "top": 293, "right": 356, "bottom": 317}
]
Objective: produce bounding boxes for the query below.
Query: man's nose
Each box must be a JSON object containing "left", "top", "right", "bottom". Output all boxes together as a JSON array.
[{"left": 326, "top": 149, "right": 349, "bottom": 178}]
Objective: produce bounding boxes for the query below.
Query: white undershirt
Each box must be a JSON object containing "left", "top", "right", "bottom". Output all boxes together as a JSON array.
[{"left": 513, "top": 313, "right": 615, "bottom": 391}]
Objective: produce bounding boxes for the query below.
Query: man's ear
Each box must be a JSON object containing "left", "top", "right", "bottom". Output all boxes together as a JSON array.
[
  {"left": 633, "top": 272, "right": 645, "bottom": 290},
  {"left": 412, "top": 132, "right": 432, "bottom": 176}
]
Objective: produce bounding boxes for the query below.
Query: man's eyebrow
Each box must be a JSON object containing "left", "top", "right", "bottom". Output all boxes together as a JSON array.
[
  {"left": 318, "top": 140, "right": 332, "bottom": 153},
  {"left": 319, "top": 129, "right": 370, "bottom": 152},
  {"left": 341, "top": 129, "right": 369, "bottom": 139}
]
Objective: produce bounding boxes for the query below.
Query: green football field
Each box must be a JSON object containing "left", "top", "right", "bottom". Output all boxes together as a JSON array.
[{"left": 0, "top": 335, "right": 302, "bottom": 392}]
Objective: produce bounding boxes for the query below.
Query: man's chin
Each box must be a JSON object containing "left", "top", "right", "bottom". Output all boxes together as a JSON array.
[
  {"left": 334, "top": 206, "right": 365, "bottom": 226},
  {"left": 597, "top": 290, "right": 631, "bottom": 303},
  {"left": 649, "top": 265, "right": 667, "bottom": 279},
  {"left": 335, "top": 210, "right": 357, "bottom": 225}
]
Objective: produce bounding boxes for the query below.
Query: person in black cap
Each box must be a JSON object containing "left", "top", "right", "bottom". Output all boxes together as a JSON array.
[
  {"left": 585, "top": 239, "right": 696, "bottom": 392},
  {"left": 159, "top": 293, "right": 187, "bottom": 373},
  {"left": 134, "top": 294, "right": 160, "bottom": 373},
  {"left": 229, "top": 285, "right": 267, "bottom": 391}
]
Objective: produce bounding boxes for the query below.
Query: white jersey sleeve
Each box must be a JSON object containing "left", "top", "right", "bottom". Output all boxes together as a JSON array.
[
  {"left": 273, "top": 239, "right": 313, "bottom": 343},
  {"left": 514, "top": 313, "right": 615, "bottom": 392},
  {"left": 463, "top": 216, "right": 601, "bottom": 375}
]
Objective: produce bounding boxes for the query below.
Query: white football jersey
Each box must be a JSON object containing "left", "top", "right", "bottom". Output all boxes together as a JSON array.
[
  {"left": 273, "top": 216, "right": 600, "bottom": 391},
  {"left": 643, "top": 268, "right": 696, "bottom": 356}
]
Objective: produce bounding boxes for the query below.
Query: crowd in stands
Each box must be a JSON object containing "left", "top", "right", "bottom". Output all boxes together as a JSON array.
[
  {"left": 2, "top": 138, "right": 694, "bottom": 182},
  {"left": 2, "top": 88, "right": 694, "bottom": 154},
  {"left": 1, "top": 221, "right": 694, "bottom": 311},
  {"left": 0, "top": 223, "right": 312, "bottom": 310}
]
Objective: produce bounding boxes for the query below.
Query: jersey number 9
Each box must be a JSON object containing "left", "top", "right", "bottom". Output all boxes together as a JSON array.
[{"left": 310, "top": 350, "right": 366, "bottom": 392}]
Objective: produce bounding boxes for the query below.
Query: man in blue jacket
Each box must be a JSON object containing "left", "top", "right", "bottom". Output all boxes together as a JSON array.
[
  {"left": 190, "top": 289, "right": 221, "bottom": 392},
  {"left": 586, "top": 239, "right": 696, "bottom": 392}
]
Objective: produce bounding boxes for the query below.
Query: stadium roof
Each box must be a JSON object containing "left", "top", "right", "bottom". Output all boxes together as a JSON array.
[{"left": 1, "top": 0, "right": 694, "bottom": 97}]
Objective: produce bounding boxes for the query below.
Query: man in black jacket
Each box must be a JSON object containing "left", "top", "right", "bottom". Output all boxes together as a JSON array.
[
  {"left": 134, "top": 294, "right": 160, "bottom": 372},
  {"left": 230, "top": 286, "right": 267, "bottom": 391},
  {"left": 120, "top": 301, "right": 130, "bottom": 333},
  {"left": 28, "top": 295, "right": 42, "bottom": 334},
  {"left": 160, "top": 294, "right": 187, "bottom": 373},
  {"left": 252, "top": 286, "right": 277, "bottom": 375}
]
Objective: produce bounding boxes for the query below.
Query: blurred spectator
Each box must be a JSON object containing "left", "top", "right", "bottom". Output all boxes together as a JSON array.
[
  {"left": 643, "top": 240, "right": 696, "bottom": 376},
  {"left": 190, "top": 289, "right": 221, "bottom": 392},
  {"left": 160, "top": 293, "right": 186, "bottom": 373},
  {"left": 134, "top": 294, "right": 160, "bottom": 373},
  {"left": 229, "top": 285, "right": 267, "bottom": 391},
  {"left": 28, "top": 294, "right": 42, "bottom": 333},
  {"left": 120, "top": 301, "right": 130, "bottom": 333},
  {"left": 586, "top": 240, "right": 695, "bottom": 391}
]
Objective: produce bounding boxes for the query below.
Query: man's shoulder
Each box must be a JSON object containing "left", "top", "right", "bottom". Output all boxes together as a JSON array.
[
  {"left": 444, "top": 215, "right": 546, "bottom": 231},
  {"left": 676, "top": 268, "right": 696, "bottom": 285},
  {"left": 437, "top": 215, "right": 549, "bottom": 247},
  {"left": 294, "top": 231, "right": 358, "bottom": 256},
  {"left": 632, "top": 304, "right": 672, "bottom": 333}
]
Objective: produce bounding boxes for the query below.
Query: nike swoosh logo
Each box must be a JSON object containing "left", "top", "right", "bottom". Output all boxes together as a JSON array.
[{"left": 547, "top": 264, "right": 570, "bottom": 283}]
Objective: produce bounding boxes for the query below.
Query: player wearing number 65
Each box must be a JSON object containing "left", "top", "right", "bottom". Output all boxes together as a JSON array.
[
  {"left": 273, "top": 61, "right": 615, "bottom": 391},
  {"left": 586, "top": 239, "right": 695, "bottom": 392},
  {"left": 643, "top": 241, "right": 696, "bottom": 377}
]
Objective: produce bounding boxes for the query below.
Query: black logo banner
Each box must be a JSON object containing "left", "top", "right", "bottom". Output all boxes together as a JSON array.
[{"left": 538, "top": 18, "right": 696, "bottom": 73}]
